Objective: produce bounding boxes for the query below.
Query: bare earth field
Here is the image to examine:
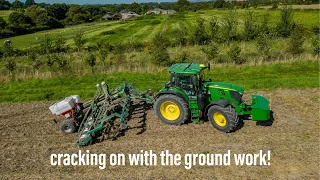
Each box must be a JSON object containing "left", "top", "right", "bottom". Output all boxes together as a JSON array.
[{"left": 0, "top": 89, "right": 319, "bottom": 179}]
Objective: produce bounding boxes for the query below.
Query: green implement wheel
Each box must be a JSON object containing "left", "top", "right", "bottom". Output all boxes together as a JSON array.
[
  {"left": 60, "top": 120, "right": 77, "bottom": 134},
  {"left": 207, "top": 105, "right": 239, "bottom": 133},
  {"left": 154, "top": 94, "right": 189, "bottom": 125}
]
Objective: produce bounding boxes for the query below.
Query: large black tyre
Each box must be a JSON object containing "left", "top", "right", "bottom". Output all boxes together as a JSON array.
[
  {"left": 154, "top": 94, "right": 189, "bottom": 126},
  {"left": 207, "top": 105, "right": 239, "bottom": 133},
  {"left": 60, "top": 120, "right": 77, "bottom": 134}
]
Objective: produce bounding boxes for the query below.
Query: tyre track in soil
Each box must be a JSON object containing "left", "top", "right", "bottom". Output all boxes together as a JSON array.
[{"left": 0, "top": 89, "right": 319, "bottom": 179}]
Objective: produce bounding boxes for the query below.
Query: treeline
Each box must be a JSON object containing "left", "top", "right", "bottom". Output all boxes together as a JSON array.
[{"left": 1, "top": 0, "right": 319, "bottom": 39}]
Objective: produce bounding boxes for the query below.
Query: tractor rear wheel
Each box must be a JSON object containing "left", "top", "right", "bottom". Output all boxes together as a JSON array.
[
  {"left": 60, "top": 120, "right": 77, "bottom": 134},
  {"left": 154, "top": 94, "right": 189, "bottom": 125},
  {"left": 207, "top": 105, "right": 239, "bottom": 133}
]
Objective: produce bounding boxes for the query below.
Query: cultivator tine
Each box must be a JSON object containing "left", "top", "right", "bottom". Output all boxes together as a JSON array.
[{"left": 76, "top": 81, "right": 153, "bottom": 146}]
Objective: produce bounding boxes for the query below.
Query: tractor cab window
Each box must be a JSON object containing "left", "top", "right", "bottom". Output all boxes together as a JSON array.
[{"left": 170, "top": 73, "right": 196, "bottom": 95}]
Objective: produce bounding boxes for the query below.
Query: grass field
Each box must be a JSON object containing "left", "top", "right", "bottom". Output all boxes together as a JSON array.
[
  {"left": 0, "top": 60, "right": 318, "bottom": 103},
  {"left": 0, "top": 10, "right": 11, "bottom": 22},
  {"left": 0, "top": 8, "right": 319, "bottom": 49}
]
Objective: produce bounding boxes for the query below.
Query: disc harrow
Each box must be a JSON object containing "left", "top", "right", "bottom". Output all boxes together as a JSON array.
[{"left": 76, "top": 81, "right": 153, "bottom": 146}]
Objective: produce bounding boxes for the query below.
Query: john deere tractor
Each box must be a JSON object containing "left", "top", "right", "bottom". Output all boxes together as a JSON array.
[{"left": 154, "top": 63, "right": 271, "bottom": 132}]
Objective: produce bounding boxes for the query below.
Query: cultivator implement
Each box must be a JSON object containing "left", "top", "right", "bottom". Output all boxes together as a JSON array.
[{"left": 76, "top": 81, "right": 153, "bottom": 146}]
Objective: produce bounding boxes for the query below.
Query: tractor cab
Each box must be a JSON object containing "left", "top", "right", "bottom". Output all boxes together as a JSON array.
[{"left": 167, "top": 63, "right": 209, "bottom": 96}]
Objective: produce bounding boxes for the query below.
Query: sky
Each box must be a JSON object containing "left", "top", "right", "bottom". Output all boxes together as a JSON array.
[{"left": 15, "top": 0, "right": 180, "bottom": 5}]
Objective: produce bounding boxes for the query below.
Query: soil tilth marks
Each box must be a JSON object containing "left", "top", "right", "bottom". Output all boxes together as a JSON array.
[{"left": 0, "top": 89, "right": 319, "bottom": 179}]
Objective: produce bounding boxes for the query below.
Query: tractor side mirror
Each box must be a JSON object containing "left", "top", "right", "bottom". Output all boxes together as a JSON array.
[{"left": 207, "top": 63, "right": 211, "bottom": 71}]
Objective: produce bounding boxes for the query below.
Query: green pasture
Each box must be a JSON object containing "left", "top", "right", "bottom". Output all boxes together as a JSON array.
[
  {"left": 1, "top": 8, "right": 319, "bottom": 49},
  {"left": 0, "top": 10, "right": 11, "bottom": 22}
]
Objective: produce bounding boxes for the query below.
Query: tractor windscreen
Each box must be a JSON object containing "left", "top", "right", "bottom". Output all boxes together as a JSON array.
[{"left": 170, "top": 73, "right": 196, "bottom": 95}]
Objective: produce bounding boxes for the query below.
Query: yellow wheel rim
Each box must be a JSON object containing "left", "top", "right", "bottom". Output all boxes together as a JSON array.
[
  {"left": 213, "top": 112, "right": 227, "bottom": 127},
  {"left": 160, "top": 101, "right": 181, "bottom": 121}
]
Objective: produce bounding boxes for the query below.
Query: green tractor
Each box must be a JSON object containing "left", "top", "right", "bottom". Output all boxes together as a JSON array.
[{"left": 154, "top": 63, "right": 271, "bottom": 132}]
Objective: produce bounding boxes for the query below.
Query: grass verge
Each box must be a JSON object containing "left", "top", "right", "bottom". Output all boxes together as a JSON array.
[{"left": 0, "top": 60, "right": 318, "bottom": 103}]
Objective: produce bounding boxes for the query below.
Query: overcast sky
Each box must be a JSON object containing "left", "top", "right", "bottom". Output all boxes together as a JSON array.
[{"left": 14, "top": 0, "right": 179, "bottom": 5}]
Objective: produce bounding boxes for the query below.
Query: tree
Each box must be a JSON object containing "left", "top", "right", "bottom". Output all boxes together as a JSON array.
[
  {"left": 0, "top": 0, "right": 11, "bottom": 10},
  {"left": 177, "top": 0, "right": 191, "bottom": 7},
  {"left": 67, "top": 5, "right": 86, "bottom": 19},
  {"left": 127, "top": 2, "right": 142, "bottom": 14},
  {"left": 287, "top": 25, "right": 305, "bottom": 55},
  {"left": 276, "top": 6, "right": 295, "bottom": 37},
  {"left": 11, "top": 0, "right": 23, "bottom": 9},
  {"left": 214, "top": 0, "right": 226, "bottom": 8},
  {"left": 47, "top": 16, "right": 64, "bottom": 29},
  {"left": 85, "top": 53, "right": 96, "bottom": 73},
  {"left": 46, "top": 4, "right": 69, "bottom": 20},
  {"left": 312, "top": 35, "right": 320, "bottom": 56},
  {"left": 208, "top": 17, "right": 220, "bottom": 42},
  {"left": 192, "top": 17, "right": 209, "bottom": 45},
  {"left": 228, "top": 43, "right": 244, "bottom": 64},
  {"left": 25, "top": 0, "right": 36, "bottom": 7},
  {"left": 142, "top": 4, "right": 150, "bottom": 14},
  {"left": 0, "top": 17, "right": 7, "bottom": 29},
  {"left": 256, "top": 33, "right": 271, "bottom": 58},
  {"left": 39, "top": 34, "right": 54, "bottom": 54},
  {"left": 201, "top": 41, "right": 219, "bottom": 60},
  {"left": 73, "top": 30, "right": 86, "bottom": 52},
  {"left": 96, "top": 40, "right": 110, "bottom": 72},
  {"left": 243, "top": 11, "right": 258, "bottom": 40},
  {"left": 8, "top": 11, "right": 33, "bottom": 26},
  {"left": 151, "top": 33, "right": 170, "bottom": 66},
  {"left": 24, "top": 5, "right": 48, "bottom": 25},
  {"left": 3, "top": 40, "right": 14, "bottom": 57},
  {"left": 221, "top": 10, "right": 238, "bottom": 42},
  {"left": 260, "top": 12, "right": 270, "bottom": 34},
  {"left": 54, "top": 35, "right": 66, "bottom": 52},
  {"left": 4, "top": 58, "right": 16, "bottom": 75}
]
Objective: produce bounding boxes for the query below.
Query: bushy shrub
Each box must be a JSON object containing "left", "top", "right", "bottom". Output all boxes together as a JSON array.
[
  {"left": 311, "top": 35, "right": 320, "bottom": 56},
  {"left": 113, "top": 42, "right": 127, "bottom": 63},
  {"left": 176, "top": 50, "right": 189, "bottom": 63},
  {"left": 208, "top": 17, "right": 219, "bottom": 42},
  {"left": 85, "top": 53, "right": 96, "bottom": 72},
  {"left": 228, "top": 43, "right": 245, "bottom": 64},
  {"left": 260, "top": 12, "right": 270, "bottom": 34},
  {"left": 73, "top": 30, "right": 86, "bottom": 52},
  {"left": 100, "top": 30, "right": 116, "bottom": 35},
  {"left": 150, "top": 20, "right": 161, "bottom": 25},
  {"left": 192, "top": 17, "right": 209, "bottom": 45},
  {"left": 276, "top": 6, "right": 295, "bottom": 37},
  {"left": 172, "top": 27, "right": 187, "bottom": 46},
  {"left": 287, "top": 25, "right": 305, "bottom": 55},
  {"left": 39, "top": 34, "right": 54, "bottom": 54},
  {"left": 4, "top": 58, "right": 16, "bottom": 74},
  {"left": 151, "top": 33, "right": 171, "bottom": 65},
  {"left": 256, "top": 33, "right": 271, "bottom": 57},
  {"left": 201, "top": 41, "right": 219, "bottom": 60},
  {"left": 221, "top": 10, "right": 238, "bottom": 42},
  {"left": 243, "top": 11, "right": 259, "bottom": 40},
  {"left": 126, "top": 37, "right": 144, "bottom": 52}
]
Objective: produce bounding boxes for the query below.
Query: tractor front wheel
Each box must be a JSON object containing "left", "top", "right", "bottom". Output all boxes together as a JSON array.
[
  {"left": 154, "top": 94, "right": 189, "bottom": 125},
  {"left": 60, "top": 120, "right": 77, "bottom": 134},
  {"left": 207, "top": 105, "right": 239, "bottom": 133}
]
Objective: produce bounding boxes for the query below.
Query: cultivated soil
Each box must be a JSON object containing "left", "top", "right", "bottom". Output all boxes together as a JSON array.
[{"left": 0, "top": 89, "right": 319, "bottom": 179}]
